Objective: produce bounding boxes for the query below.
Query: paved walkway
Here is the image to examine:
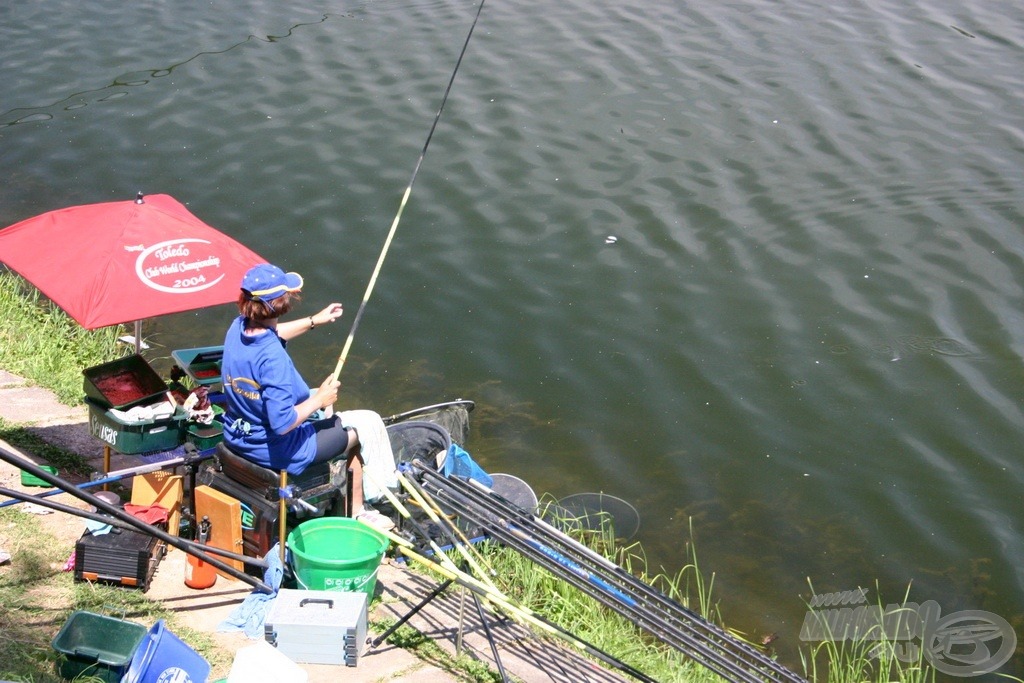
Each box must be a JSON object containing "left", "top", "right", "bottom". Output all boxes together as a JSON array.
[{"left": 0, "top": 369, "right": 630, "bottom": 683}]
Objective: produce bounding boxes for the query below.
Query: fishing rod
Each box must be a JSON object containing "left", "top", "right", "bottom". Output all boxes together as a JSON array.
[
  {"left": 416, "top": 466, "right": 806, "bottom": 683},
  {"left": 397, "top": 467, "right": 495, "bottom": 576},
  {"left": 426, "top": 468, "right": 800, "bottom": 683},
  {"left": 395, "top": 469, "right": 658, "bottom": 683},
  {"left": 419, "top": 473, "right": 763, "bottom": 683},
  {"left": 358, "top": 469, "right": 576, "bottom": 682},
  {"left": 332, "top": 0, "right": 487, "bottom": 381},
  {"left": 387, "top": 530, "right": 659, "bottom": 683},
  {"left": 451, "top": 475, "right": 807, "bottom": 683},
  {"left": 362, "top": 467, "right": 501, "bottom": 593},
  {"left": 460, "top": 470, "right": 794, "bottom": 677},
  {"left": 396, "top": 469, "right": 495, "bottom": 572},
  {"left": 0, "top": 486, "right": 268, "bottom": 569},
  {"left": 0, "top": 444, "right": 273, "bottom": 593},
  {"left": 358, "top": 474, "right": 658, "bottom": 682},
  {"left": 0, "top": 457, "right": 187, "bottom": 510}
]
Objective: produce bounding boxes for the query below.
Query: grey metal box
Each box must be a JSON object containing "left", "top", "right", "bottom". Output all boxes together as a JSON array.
[{"left": 264, "top": 589, "right": 368, "bottom": 666}]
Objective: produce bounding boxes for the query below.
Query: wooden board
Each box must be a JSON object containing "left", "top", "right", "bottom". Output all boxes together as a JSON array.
[
  {"left": 130, "top": 471, "right": 183, "bottom": 537},
  {"left": 193, "top": 485, "right": 244, "bottom": 576}
]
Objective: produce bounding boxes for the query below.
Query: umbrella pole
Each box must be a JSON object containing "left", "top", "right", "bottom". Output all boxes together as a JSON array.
[{"left": 134, "top": 320, "right": 142, "bottom": 352}]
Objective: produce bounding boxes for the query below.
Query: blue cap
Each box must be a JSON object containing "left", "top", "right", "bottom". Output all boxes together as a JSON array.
[{"left": 241, "top": 264, "right": 303, "bottom": 301}]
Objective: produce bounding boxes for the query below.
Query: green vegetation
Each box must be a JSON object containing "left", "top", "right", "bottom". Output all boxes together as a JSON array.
[
  {"left": 0, "top": 271, "right": 127, "bottom": 405},
  {"left": 799, "top": 581, "right": 936, "bottom": 683}
]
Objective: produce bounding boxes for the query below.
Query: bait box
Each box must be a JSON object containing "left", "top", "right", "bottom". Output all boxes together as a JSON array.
[
  {"left": 264, "top": 588, "right": 367, "bottom": 666},
  {"left": 86, "top": 398, "right": 186, "bottom": 454},
  {"left": 171, "top": 345, "right": 224, "bottom": 386},
  {"left": 83, "top": 355, "right": 168, "bottom": 410},
  {"left": 186, "top": 421, "right": 224, "bottom": 451}
]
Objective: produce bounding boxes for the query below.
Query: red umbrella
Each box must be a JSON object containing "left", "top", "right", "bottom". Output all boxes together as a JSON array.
[{"left": 0, "top": 193, "right": 266, "bottom": 340}]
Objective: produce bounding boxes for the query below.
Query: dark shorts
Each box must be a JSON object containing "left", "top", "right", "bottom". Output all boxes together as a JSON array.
[{"left": 310, "top": 415, "right": 355, "bottom": 465}]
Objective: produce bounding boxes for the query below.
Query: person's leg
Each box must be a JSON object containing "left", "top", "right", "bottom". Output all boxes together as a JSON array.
[
  {"left": 311, "top": 418, "right": 392, "bottom": 530},
  {"left": 312, "top": 416, "right": 363, "bottom": 512}
]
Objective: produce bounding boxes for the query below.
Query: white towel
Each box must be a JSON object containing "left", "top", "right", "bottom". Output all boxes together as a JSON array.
[{"left": 339, "top": 409, "right": 397, "bottom": 503}]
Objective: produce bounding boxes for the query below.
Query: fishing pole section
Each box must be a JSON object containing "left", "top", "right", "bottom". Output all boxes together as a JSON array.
[
  {"left": 360, "top": 466, "right": 658, "bottom": 683},
  {"left": 332, "top": 0, "right": 487, "bottom": 382},
  {"left": 408, "top": 463, "right": 809, "bottom": 683},
  {"left": 0, "top": 442, "right": 274, "bottom": 593}
]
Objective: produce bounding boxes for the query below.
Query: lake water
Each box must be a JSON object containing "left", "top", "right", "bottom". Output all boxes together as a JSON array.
[{"left": 2, "top": 0, "right": 1022, "bottom": 675}]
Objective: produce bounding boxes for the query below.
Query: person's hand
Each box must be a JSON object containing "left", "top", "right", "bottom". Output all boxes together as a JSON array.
[
  {"left": 315, "top": 375, "right": 340, "bottom": 409},
  {"left": 311, "top": 303, "right": 343, "bottom": 327}
]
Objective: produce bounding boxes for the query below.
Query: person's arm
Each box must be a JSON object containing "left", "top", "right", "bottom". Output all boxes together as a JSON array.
[
  {"left": 278, "top": 303, "right": 343, "bottom": 341},
  {"left": 281, "top": 375, "right": 340, "bottom": 433}
]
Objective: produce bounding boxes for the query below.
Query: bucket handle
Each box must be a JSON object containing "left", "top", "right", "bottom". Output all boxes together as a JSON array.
[{"left": 299, "top": 597, "right": 334, "bottom": 609}]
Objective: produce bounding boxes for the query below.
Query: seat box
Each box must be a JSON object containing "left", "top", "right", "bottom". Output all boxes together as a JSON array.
[
  {"left": 74, "top": 526, "right": 166, "bottom": 592},
  {"left": 212, "top": 443, "right": 341, "bottom": 501},
  {"left": 86, "top": 398, "right": 186, "bottom": 454},
  {"left": 264, "top": 588, "right": 367, "bottom": 666},
  {"left": 186, "top": 421, "right": 224, "bottom": 451},
  {"left": 196, "top": 464, "right": 338, "bottom": 563}
]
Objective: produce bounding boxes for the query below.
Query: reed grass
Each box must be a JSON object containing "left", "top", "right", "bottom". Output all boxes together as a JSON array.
[
  {"left": 798, "top": 580, "right": 936, "bottom": 683},
  {"left": 0, "top": 270, "right": 127, "bottom": 405},
  {"left": 481, "top": 503, "right": 730, "bottom": 682}
]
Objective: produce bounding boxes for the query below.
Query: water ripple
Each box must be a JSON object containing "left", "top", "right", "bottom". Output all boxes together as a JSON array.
[{"left": 3, "top": 0, "right": 1024, "bottom": 669}]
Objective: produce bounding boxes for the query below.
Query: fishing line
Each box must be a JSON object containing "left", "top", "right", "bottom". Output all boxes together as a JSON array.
[{"left": 333, "top": 0, "right": 487, "bottom": 381}]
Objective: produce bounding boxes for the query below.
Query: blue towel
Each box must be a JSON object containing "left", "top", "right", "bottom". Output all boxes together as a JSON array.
[
  {"left": 217, "top": 544, "right": 285, "bottom": 639},
  {"left": 84, "top": 519, "right": 113, "bottom": 535},
  {"left": 442, "top": 443, "right": 493, "bottom": 487}
]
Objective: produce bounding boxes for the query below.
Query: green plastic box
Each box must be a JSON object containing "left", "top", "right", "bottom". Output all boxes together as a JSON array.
[
  {"left": 186, "top": 421, "right": 224, "bottom": 450},
  {"left": 20, "top": 465, "right": 58, "bottom": 487},
  {"left": 85, "top": 398, "right": 186, "bottom": 454},
  {"left": 52, "top": 610, "right": 147, "bottom": 683}
]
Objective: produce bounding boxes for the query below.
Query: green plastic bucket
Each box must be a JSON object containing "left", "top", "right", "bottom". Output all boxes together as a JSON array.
[{"left": 287, "top": 517, "right": 388, "bottom": 595}]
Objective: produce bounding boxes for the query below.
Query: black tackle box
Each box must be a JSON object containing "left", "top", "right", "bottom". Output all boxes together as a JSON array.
[{"left": 74, "top": 526, "right": 166, "bottom": 592}]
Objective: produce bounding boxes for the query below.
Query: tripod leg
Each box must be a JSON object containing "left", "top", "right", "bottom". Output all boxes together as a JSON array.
[
  {"left": 470, "top": 588, "right": 510, "bottom": 683},
  {"left": 370, "top": 577, "right": 455, "bottom": 648}
]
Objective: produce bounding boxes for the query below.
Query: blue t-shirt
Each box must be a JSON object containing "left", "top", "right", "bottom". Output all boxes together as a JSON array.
[{"left": 221, "top": 315, "right": 316, "bottom": 474}]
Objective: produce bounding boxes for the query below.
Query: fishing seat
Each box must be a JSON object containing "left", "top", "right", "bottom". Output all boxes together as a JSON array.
[
  {"left": 209, "top": 442, "right": 344, "bottom": 503},
  {"left": 195, "top": 443, "right": 343, "bottom": 564}
]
